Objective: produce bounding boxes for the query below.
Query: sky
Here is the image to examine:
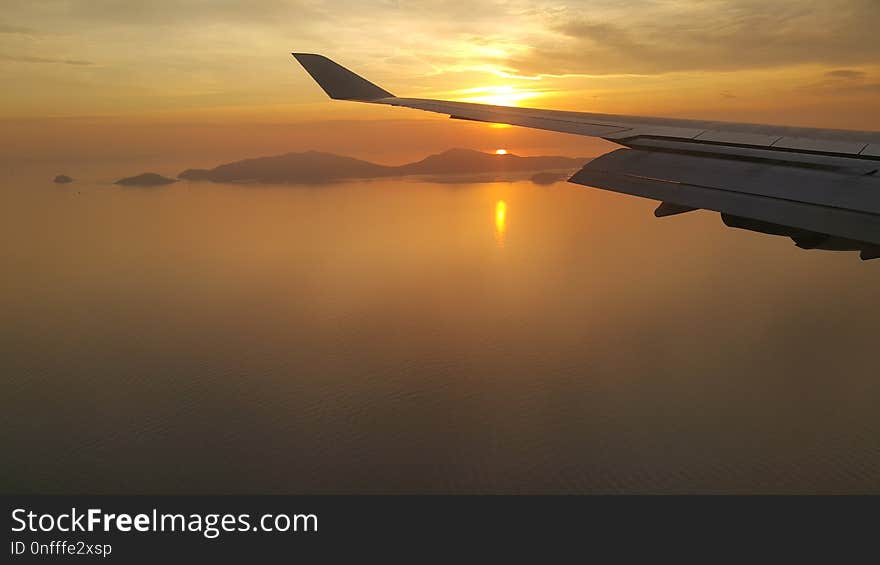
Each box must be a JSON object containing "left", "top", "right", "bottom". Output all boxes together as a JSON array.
[{"left": 2, "top": 0, "right": 879, "bottom": 167}]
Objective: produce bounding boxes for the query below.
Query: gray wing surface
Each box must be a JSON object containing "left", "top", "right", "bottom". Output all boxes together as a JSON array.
[{"left": 293, "top": 53, "right": 880, "bottom": 259}]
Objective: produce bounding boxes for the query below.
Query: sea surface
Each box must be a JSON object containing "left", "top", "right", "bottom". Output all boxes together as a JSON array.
[{"left": 3, "top": 167, "right": 880, "bottom": 493}]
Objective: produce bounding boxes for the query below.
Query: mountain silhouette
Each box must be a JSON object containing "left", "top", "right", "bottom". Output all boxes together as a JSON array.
[
  {"left": 178, "top": 149, "right": 588, "bottom": 184},
  {"left": 179, "top": 151, "right": 388, "bottom": 184},
  {"left": 396, "top": 148, "right": 585, "bottom": 176}
]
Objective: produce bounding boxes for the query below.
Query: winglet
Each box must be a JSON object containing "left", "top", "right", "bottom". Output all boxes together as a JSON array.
[{"left": 292, "top": 53, "right": 394, "bottom": 101}]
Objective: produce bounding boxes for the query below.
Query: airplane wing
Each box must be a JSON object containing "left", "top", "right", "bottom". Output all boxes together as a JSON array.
[{"left": 292, "top": 53, "right": 880, "bottom": 260}]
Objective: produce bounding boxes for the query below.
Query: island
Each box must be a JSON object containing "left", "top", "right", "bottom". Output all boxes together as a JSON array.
[
  {"left": 177, "top": 149, "right": 590, "bottom": 185},
  {"left": 53, "top": 175, "right": 74, "bottom": 184},
  {"left": 114, "top": 173, "right": 178, "bottom": 187}
]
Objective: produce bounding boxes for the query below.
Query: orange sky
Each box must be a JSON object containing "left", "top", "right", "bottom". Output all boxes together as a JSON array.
[{"left": 2, "top": 1, "right": 879, "bottom": 167}]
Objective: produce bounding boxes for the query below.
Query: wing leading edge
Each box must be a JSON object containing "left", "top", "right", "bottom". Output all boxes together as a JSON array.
[{"left": 293, "top": 53, "right": 880, "bottom": 259}]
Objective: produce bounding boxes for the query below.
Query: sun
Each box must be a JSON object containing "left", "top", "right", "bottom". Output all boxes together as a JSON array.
[
  {"left": 495, "top": 149, "right": 508, "bottom": 155},
  {"left": 457, "top": 85, "right": 541, "bottom": 107}
]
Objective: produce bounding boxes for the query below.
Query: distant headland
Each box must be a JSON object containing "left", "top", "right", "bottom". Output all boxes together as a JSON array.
[{"left": 176, "top": 149, "right": 590, "bottom": 185}]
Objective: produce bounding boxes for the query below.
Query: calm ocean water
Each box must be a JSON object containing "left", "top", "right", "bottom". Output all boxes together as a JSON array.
[{"left": 3, "top": 168, "right": 879, "bottom": 493}]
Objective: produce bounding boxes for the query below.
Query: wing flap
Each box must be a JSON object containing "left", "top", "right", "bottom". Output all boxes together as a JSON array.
[
  {"left": 693, "top": 130, "right": 781, "bottom": 146},
  {"left": 570, "top": 150, "right": 880, "bottom": 246},
  {"left": 580, "top": 149, "right": 880, "bottom": 215},
  {"left": 772, "top": 137, "right": 868, "bottom": 155},
  {"left": 861, "top": 144, "right": 880, "bottom": 158}
]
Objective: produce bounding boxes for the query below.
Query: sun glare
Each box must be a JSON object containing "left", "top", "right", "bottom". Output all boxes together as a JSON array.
[
  {"left": 458, "top": 85, "right": 541, "bottom": 107},
  {"left": 495, "top": 149, "right": 508, "bottom": 155}
]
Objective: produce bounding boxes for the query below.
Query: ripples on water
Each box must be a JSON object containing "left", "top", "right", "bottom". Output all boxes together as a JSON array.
[{"left": 2, "top": 171, "right": 879, "bottom": 493}]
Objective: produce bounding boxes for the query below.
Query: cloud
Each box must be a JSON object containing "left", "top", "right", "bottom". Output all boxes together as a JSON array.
[
  {"left": 2, "top": 0, "right": 879, "bottom": 121},
  {"left": 801, "top": 67, "right": 880, "bottom": 95},
  {"left": 848, "top": 83, "right": 880, "bottom": 93},
  {"left": 0, "top": 22, "right": 35, "bottom": 34},
  {"left": 2, "top": 0, "right": 326, "bottom": 28},
  {"left": 0, "top": 54, "right": 93, "bottom": 65},
  {"left": 9, "top": 1, "right": 875, "bottom": 82},
  {"left": 825, "top": 69, "right": 866, "bottom": 80},
  {"left": 507, "top": 0, "right": 880, "bottom": 76}
]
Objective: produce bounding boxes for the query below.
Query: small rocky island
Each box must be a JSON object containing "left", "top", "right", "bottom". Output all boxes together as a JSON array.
[
  {"left": 114, "top": 173, "right": 178, "bottom": 187},
  {"left": 530, "top": 171, "right": 571, "bottom": 185},
  {"left": 53, "top": 175, "right": 74, "bottom": 184}
]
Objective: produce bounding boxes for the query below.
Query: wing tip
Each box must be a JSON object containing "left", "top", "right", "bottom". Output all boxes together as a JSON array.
[{"left": 291, "top": 52, "right": 394, "bottom": 101}]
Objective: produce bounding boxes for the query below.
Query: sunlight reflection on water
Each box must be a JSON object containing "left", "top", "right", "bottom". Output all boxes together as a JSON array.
[{"left": 494, "top": 199, "right": 507, "bottom": 248}]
